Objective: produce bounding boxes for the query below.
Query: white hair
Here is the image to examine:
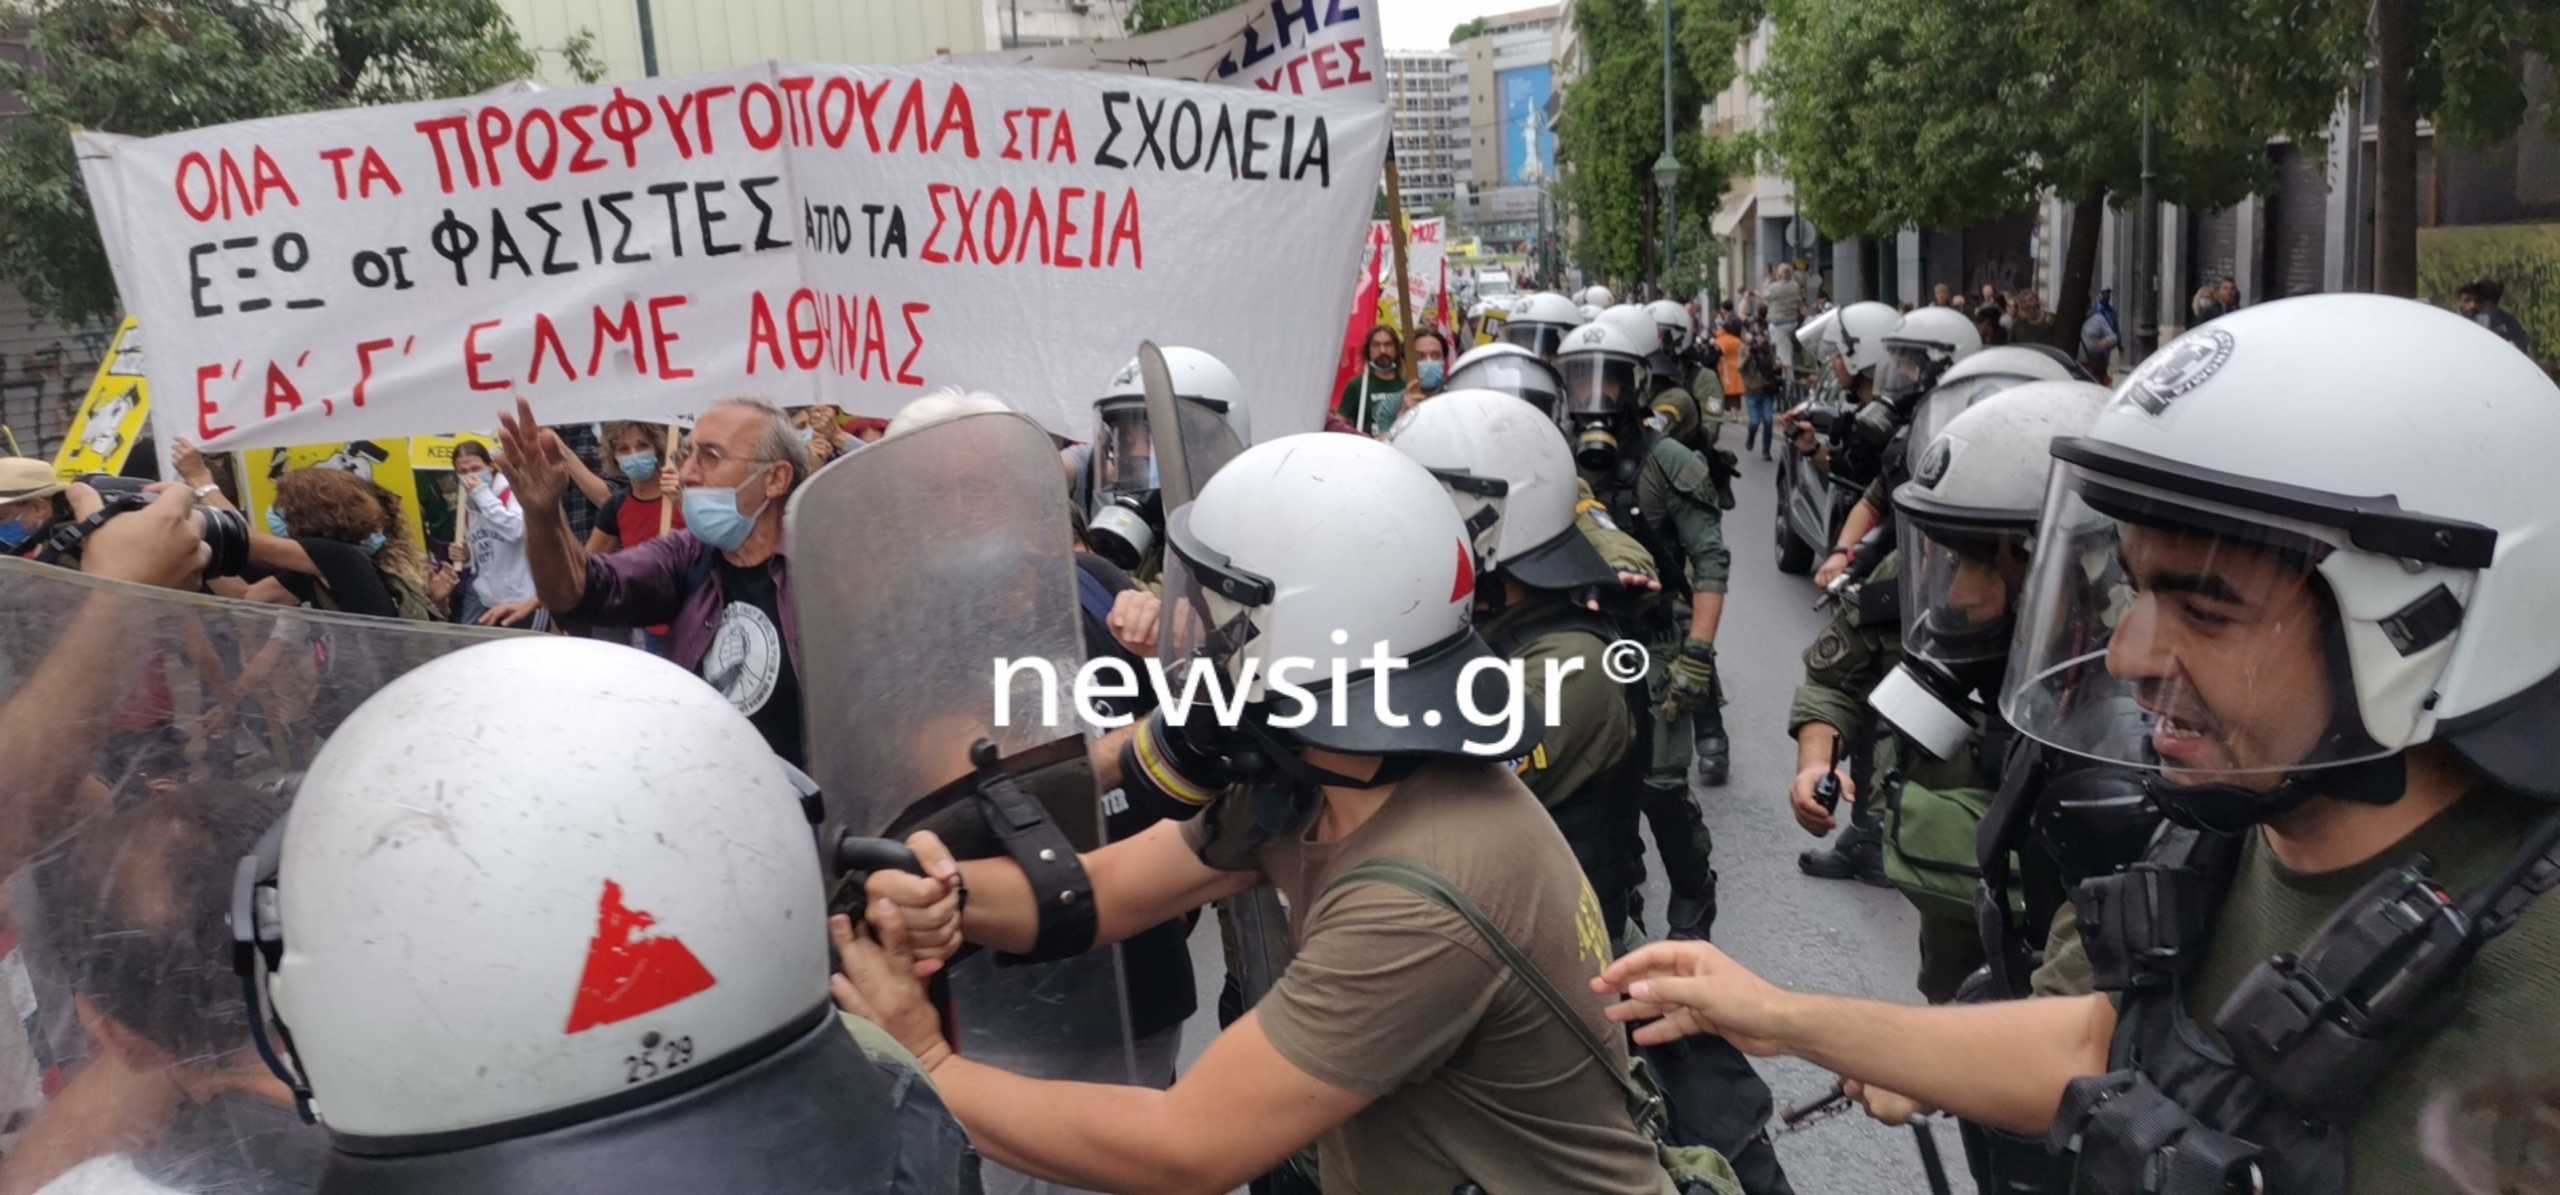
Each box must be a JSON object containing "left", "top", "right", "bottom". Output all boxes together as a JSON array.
[{"left": 885, "top": 388, "right": 1015, "bottom": 440}]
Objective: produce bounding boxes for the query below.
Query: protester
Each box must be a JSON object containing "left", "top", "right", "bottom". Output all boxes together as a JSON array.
[
  {"left": 2007, "top": 288, "right": 2054, "bottom": 343},
  {"left": 2217, "top": 275, "right": 2242, "bottom": 313},
  {"left": 2079, "top": 292, "right": 2122, "bottom": 383},
  {"left": 1972, "top": 303, "right": 2008, "bottom": 346},
  {"left": 172, "top": 442, "right": 433, "bottom": 621},
  {"left": 1932, "top": 283, "right": 1954, "bottom": 309},
  {"left": 500, "top": 395, "right": 812, "bottom": 765},
  {"left": 555, "top": 421, "right": 691, "bottom": 652},
  {"left": 0, "top": 457, "right": 72, "bottom": 556},
  {"left": 447, "top": 440, "right": 531, "bottom": 628},
  {"left": 2190, "top": 283, "right": 2227, "bottom": 326},
  {"left": 1335, "top": 324, "right": 1404, "bottom": 438},
  {"left": 2459, "top": 278, "right": 2533, "bottom": 358},
  {"left": 1763, "top": 263, "right": 1806, "bottom": 380},
  {"left": 1403, "top": 328, "right": 1453, "bottom": 417}
]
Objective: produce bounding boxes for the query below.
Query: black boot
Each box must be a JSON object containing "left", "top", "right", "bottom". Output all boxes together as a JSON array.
[
  {"left": 1796, "top": 818, "right": 1888, "bottom": 886},
  {"left": 1692, "top": 712, "right": 1730, "bottom": 788},
  {"left": 1664, "top": 873, "right": 1716, "bottom": 942}
]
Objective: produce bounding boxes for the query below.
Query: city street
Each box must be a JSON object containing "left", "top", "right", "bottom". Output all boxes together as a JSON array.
[{"left": 1182, "top": 416, "right": 1975, "bottom": 1195}]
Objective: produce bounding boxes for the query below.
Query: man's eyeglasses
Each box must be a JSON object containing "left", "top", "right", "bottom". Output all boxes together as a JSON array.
[{"left": 680, "top": 442, "right": 776, "bottom": 473}]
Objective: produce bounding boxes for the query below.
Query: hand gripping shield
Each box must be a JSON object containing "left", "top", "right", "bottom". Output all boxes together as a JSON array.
[{"left": 785, "top": 412, "right": 1139, "bottom": 1092}]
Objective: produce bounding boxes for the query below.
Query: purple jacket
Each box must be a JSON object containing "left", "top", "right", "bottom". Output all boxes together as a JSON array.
[{"left": 571, "top": 530, "right": 799, "bottom": 676}]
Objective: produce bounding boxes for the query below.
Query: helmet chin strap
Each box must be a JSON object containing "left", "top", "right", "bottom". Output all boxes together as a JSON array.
[{"left": 2147, "top": 753, "right": 2409, "bottom": 836}]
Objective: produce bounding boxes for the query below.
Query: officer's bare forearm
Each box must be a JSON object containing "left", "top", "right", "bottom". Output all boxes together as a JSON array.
[
  {"left": 1687, "top": 592, "right": 1724, "bottom": 645},
  {"left": 1794, "top": 722, "right": 1841, "bottom": 773},
  {"left": 1770, "top": 992, "right": 2114, "bottom": 1136},
  {"left": 1834, "top": 499, "right": 1880, "bottom": 553},
  {"left": 521, "top": 499, "right": 588, "bottom": 612},
  {"left": 1088, "top": 723, "right": 1135, "bottom": 792},
  {"left": 956, "top": 821, "right": 1256, "bottom": 956}
]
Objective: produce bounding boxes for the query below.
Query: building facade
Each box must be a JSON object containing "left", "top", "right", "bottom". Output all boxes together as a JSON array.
[
  {"left": 1456, "top": 7, "right": 1562, "bottom": 250},
  {"left": 1386, "top": 49, "right": 1469, "bottom": 216}
]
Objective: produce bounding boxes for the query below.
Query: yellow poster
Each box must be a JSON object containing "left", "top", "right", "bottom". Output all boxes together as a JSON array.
[
  {"left": 50, "top": 317, "right": 149, "bottom": 481},
  {"left": 243, "top": 439, "right": 429, "bottom": 556}
]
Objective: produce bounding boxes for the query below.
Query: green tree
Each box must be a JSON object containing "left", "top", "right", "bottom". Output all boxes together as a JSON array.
[
  {"left": 1758, "top": 0, "right": 2360, "bottom": 341},
  {"left": 1126, "top": 0, "right": 1247, "bottom": 35},
  {"left": 2370, "top": 1, "right": 2560, "bottom": 296},
  {"left": 0, "top": 0, "right": 598, "bottom": 328},
  {"left": 1449, "top": 17, "right": 1491, "bottom": 45},
  {"left": 1555, "top": 0, "right": 1758, "bottom": 291}
]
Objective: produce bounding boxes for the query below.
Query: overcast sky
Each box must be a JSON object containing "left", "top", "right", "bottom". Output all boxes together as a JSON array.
[{"left": 1379, "top": 0, "right": 1543, "bottom": 50}]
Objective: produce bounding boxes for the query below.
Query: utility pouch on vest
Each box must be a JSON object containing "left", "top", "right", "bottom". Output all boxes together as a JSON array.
[
  {"left": 2076, "top": 829, "right": 2241, "bottom": 993},
  {"left": 2213, "top": 861, "right": 2474, "bottom": 1123},
  {"left": 2052, "top": 1071, "right": 2262, "bottom": 1195}
]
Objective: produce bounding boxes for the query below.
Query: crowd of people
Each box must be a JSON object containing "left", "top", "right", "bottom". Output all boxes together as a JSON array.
[{"left": 1, "top": 265, "right": 2557, "bottom": 1195}]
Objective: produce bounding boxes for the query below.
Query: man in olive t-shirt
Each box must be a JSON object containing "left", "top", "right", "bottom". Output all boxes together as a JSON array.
[{"left": 1191, "top": 761, "right": 1678, "bottom": 1194}]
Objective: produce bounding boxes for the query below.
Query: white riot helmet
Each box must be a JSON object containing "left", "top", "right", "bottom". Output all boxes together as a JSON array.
[
  {"left": 1828, "top": 300, "right": 1902, "bottom": 382},
  {"left": 238, "top": 637, "right": 912, "bottom": 1182},
  {"left": 1160, "top": 433, "right": 1526, "bottom": 759},
  {"left": 1598, "top": 304, "right": 1661, "bottom": 350},
  {"left": 1553, "top": 317, "right": 1657, "bottom": 471},
  {"left": 1879, "top": 306, "right": 1984, "bottom": 401},
  {"left": 2001, "top": 295, "right": 2560, "bottom": 831},
  {"left": 1447, "top": 341, "right": 1569, "bottom": 418},
  {"left": 1578, "top": 303, "right": 1603, "bottom": 322},
  {"left": 1868, "top": 380, "right": 2109, "bottom": 759},
  {"left": 1797, "top": 307, "right": 1844, "bottom": 364},
  {"left": 1585, "top": 285, "right": 1617, "bottom": 308},
  {"left": 1084, "top": 346, "right": 1246, "bottom": 569},
  {"left": 1904, "top": 344, "right": 2089, "bottom": 481},
  {"left": 1645, "top": 299, "right": 1695, "bottom": 353},
  {"left": 1390, "top": 388, "right": 1617, "bottom": 592},
  {"left": 1500, "top": 292, "right": 1589, "bottom": 360}
]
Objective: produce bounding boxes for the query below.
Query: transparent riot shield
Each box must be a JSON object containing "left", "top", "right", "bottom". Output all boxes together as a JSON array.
[
  {"left": 1135, "top": 353, "right": 1292, "bottom": 1018},
  {"left": 0, "top": 558, "right": 506, "bottom": 1192},
  {"left": 786, "top": 411, "right": 1139, "bottom": 1101}
]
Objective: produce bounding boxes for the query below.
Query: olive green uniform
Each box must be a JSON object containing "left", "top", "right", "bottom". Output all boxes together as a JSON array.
[
  {"left": 1787, "top": 551, "right": 1997, "bottom": 1003},
  {"left": 1479, "top": 596, "right": 1641, "bottom": 941}
]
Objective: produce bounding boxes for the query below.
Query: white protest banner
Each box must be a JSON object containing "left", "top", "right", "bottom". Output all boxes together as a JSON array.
[
  {"left": 77, "top": 63, "right": 1384, "bottom": 458},
  {"left": 1371, "top": 215, "right": 1447, "bottom": 332},
  {"left": 959, "top": 0, "right": 1381, "bottom": 103}
]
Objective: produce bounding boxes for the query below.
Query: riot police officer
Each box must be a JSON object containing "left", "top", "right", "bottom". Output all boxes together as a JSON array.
[
  {"left": 1556, "top": 316, "right": 1731, "bottom": 939},
  {"left": 233, "top": 635, "right": 984, "bottom": 1194},
  {"left": 1075, "top": 347, "right": 1247, "bottom": 578},
  {"left": 1500, "top": 292, "right": 1590, "bottom": 362},
  {"left": 1598, "top": 294, "right": 2560, "bottom": 1195}
]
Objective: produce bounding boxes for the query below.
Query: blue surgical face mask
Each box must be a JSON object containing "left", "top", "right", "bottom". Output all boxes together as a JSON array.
[
  {"left": 797, "top": 427, "right": 815, "bottom": 446},
  {"left": 1418, "top": 360, "right": 1446, "bottom": 391},
  {"left": 618, "top": 451, "right": 660, "bottom": 483},
  {"left": 682, "top": 464, "right": 772, "bottom": 553},
  {"left": 0, "top": 520, "right": 30, "bottom": 551},
  {"left": 266, "top": 509, "right": 291, "bottom": 539},
  {"left": 361, "top": 531, "right": 389, "bottom": 556}
]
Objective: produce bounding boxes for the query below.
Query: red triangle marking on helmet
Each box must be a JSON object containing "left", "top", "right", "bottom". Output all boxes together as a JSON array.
[
  {"left": 564, "top": 880, "right": 717, "bottom": 1035},
  {"left": 1451, "top": 538, "right": 1475, "bottom": 602}
]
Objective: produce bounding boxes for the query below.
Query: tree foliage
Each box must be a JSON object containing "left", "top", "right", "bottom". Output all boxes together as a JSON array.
[
  {"left": 1555, "top": 0, "right": 1758, "bottom": 289},
  {"left": 0, "top": 0, "right": 598, "bottom": 326},
  {"left": 1449, "top": 17, "right": 1491, "bottom": 45},
  {"left": 1126, "top": 0, "right": 1247, "bottom": 35},
  {"left": 1759, "top": 0, "right": 2363, "bottom": 242}
]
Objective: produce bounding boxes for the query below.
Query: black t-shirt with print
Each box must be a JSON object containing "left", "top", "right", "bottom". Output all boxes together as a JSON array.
[{"left": 702, "top": 558, "right": 804, "bottom": 767}]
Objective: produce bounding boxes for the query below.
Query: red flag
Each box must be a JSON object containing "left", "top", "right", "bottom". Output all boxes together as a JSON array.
[{"left": 1327, "top": 228, "right": 1386, "bottom": 422}]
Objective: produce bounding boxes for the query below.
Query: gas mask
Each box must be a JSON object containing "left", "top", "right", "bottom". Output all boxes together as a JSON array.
[
  {"left": 1557, "top": 352, "right": 1644, "bottom": 472},
  {"left": 1084, "top": 397, "right": 1162, "bottom": 570}
]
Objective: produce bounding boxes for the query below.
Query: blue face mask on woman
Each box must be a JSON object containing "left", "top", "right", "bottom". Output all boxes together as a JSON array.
[
  {"left": 0, "top": 519, "right": 32, "bottom": 551},
  {"left": 266, "top": 509, "right": 291, "bottom": 539},
  {"left": 682, "top": 464, "right": 772, "bottom": 552},
  {"left": 618, "top": 451, "right": 660, "bottom": 483},
  {"left": 361, "top": 531, "right": 389, "bottom": 556}
]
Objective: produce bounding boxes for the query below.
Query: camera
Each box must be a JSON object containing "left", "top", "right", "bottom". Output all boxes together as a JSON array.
[{"left": 35, "top": 474, "right": 252, "bottom": 579}]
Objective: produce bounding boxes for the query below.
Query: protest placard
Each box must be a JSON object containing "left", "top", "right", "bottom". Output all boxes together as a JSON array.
[
  {"left": 959, "top": 0, "right": 1381, "bottom": 103},
  {"left": 77, "top": 62, "right": 1385, "bottom": 461}
]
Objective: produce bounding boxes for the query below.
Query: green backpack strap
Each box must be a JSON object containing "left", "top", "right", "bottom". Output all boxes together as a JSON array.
[{"left": 1325, "top": 859, "right": 1667, "bottom": 1140}]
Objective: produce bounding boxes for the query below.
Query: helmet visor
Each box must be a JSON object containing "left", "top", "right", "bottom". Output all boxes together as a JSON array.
[
  {"left": 1500, "top": 322, "right": 1568, "bottom": 360},
  {"left": 1897, "top": 504, "right": 2035, "bottom": 679},
  {"left": 1425, "top": 468, "right": 1510, "bottom": 574},
  {"left": 1158, "top": 506, "right": 1273, "bottom": 691},
  {"left": 1558, "top": 354, "right": 1641, "bottom": 415},
  {"left": 1093, "top": 405, "right": 1157, "bottom": 499},
  {"left": 2000, "top": 460, "right": 2398, "bottom": 782},
  {"left": 1879, "top": 343, "right": 1942, "bottom": 401},
  {"left": 1447, "top": 356, "right": 1566, "bottom": 417}
]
